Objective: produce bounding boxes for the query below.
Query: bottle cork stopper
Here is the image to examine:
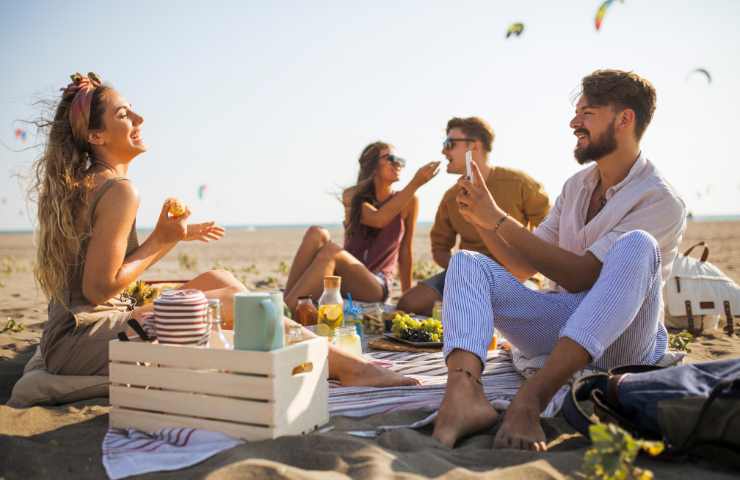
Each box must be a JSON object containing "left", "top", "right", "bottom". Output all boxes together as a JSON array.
[{"left": 323, "top": 275, "right": 341, "bottom": 289}]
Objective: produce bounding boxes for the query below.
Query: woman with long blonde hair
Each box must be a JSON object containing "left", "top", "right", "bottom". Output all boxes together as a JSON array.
[
  {"left": 31, "top": 73, "right": 418, "bottom": 387},
  {"left": 31, "top": 72, "right": 240, "bottom": 375}
]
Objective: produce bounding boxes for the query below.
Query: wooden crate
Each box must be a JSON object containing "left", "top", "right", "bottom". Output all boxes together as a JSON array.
[{"left": 109, "top": 336, "right": 329, "bottom": 441}]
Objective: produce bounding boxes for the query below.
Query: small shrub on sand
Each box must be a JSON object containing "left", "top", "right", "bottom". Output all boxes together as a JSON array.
[
  {"left": 668, "top": 330, "right": 695, "bottom": 352},
  {"left": 178, "top": 252, "right": 198, "bottom": 271},
  {"left": 579, "top": 423, "right": 663, "bottom": 480},
  {"left": 0, "top": 256, "right": 26, "bottom": 275},
  {"left": 1, "top": 317, "right": 24, "bottom": 334},
  {"left": 277, "top": 260, "right": 290, "bottom": 275},
  {"left": 413, "top": 260, "right": 442, "bottom": 281}
]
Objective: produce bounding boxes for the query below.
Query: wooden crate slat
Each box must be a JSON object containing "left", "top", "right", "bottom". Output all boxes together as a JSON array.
[
  {"left": 110, "top": 407, "right": 275, "bottom": 441},
  {"left": 110, "top": 341, "right": 276, "bottom": 375},
  {"left": 110, "top": 385, "right": 276, "bottom": 425},
  {"left": 109, "top": 363, "right": 275, "bottom": 400},
  {"left": 108, "top": 336, "right": 329, "bottom": 438}
]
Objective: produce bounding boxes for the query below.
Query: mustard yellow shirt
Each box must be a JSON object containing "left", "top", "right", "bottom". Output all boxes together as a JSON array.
[{"left": 430, "top": 166, "right": 550, "bottom": 261}]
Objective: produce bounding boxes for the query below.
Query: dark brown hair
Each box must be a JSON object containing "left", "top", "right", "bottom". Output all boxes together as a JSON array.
[
  {"left": 580, "top": 69, "right": 657, "bottom": 141},
  {"left": 446, "top": 117, "right": 495, "bottom": 152},
  {"left": 28, "top": 83, "right": 111, "bottom": 305},
  {"left": 345, "top": 141, "right": 391, "bottom": 239}
]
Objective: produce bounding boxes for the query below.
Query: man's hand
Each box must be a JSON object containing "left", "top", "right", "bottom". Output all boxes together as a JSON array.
[
  {"left": 185, "top": 222, "right": 225, "bottom": 243},
  {"left": 455, "top": 162, "right": 505, "bottom": 230}
]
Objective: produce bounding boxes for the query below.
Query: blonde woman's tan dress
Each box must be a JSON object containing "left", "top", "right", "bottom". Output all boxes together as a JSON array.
[{"left": 40, "top": 178, "right": 139, "bottom": 376}]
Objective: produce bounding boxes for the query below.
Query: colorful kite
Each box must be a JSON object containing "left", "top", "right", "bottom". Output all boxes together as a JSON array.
[
  {"left": 506, "top": 22, "right": 525, "bottom": 38},
  {"left": 595, "top": 0, "right": 623, "bottom": 31},
  {"left": 687, "top": 68, "right": 712, "bottom": 84},
  {"left": 197, "top": 184, "right": 207, "bottom": 200},
  {"left": 14, "top": 128, "right": 27, "bottom": 142}
]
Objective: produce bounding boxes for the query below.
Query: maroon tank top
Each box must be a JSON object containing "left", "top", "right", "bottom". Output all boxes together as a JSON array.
[{"left": 344, "top": 193, "right": 405, "bottom": 282}]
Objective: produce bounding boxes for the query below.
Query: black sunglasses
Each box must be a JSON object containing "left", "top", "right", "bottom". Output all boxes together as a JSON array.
[
  {"left": 443, "top": 137, "right": 474, "bottom": 150},
  {"left": 379, "top": 153, "right": 406, "bottom": 168}
]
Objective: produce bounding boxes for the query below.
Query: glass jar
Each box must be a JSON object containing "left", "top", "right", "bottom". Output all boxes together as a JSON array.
[
  {"left": 295, "top": 296, "right": 318, "bottom": 326},
  {"left": 432, "top": 301, "right": 443, "bottom": 322},
  {"left": 207, "top": 298, "right": 232, "bottom": 349},
  {"left": 332, "top": 326, "right": 362, "bottom": 356},
  {"left": 317, "top": 275, "right": 343, "bottom": 333}
]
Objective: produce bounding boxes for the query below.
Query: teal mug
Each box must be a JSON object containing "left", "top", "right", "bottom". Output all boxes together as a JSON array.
[{"left": 233, "top": 292, "right": 284, "bottom": 351}]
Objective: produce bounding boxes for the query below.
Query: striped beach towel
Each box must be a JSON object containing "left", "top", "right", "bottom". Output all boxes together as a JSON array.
[
  {"left": 329, "top": 349, "right": 566, "bottom": 419},
  {"left": 102, "top": 349, "right": 560, "bottom": 479}
]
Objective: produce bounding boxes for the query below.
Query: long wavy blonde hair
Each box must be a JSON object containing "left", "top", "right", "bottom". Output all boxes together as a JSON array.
[{"left": 28, "top": 82, "right": 111, "bottom": 306}]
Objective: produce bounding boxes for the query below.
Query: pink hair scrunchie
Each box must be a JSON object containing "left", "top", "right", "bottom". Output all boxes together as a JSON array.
[{"left": 61, "top": 72, "right": 102, "bottom": 145}]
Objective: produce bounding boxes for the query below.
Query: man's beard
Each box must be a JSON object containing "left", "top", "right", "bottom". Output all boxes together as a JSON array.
[{"left": 574, "top": 119, "right": 617, "bottom": 165}]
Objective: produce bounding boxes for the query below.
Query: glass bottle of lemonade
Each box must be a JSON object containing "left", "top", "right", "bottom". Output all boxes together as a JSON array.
[{"left": 317, "top": 275, "right": 343, "bottom": 335}]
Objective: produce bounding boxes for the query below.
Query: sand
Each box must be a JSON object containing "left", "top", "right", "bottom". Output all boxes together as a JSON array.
[{"left": 1, "top": 221, "right": 739, "bottom": 479}]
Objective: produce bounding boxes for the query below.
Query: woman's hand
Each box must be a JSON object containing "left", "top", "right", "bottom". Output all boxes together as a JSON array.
[
  {"left": 456, "top": 161, "right": 505, "bottom": 230},
  {"left": 186, "top": 222, "right": 225, "bottom": 242},
  {"left": 152, "top": 198, "right": 190, "bottom": 244},
  {"left": 410, "top": 161, "right": 441, "bottom": 188}
]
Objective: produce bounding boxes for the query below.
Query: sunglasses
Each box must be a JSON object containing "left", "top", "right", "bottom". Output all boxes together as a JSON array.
[
  {"left": 379, "top": 153, "right": 406, "bottom": 168},
  {"left": 443, "top": 137, "right": 474, "bottom": 150}
]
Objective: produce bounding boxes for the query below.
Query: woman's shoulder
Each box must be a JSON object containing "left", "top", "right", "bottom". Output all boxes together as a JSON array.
[{"left": 90, "top": 176, "right": 139, "bottom": 214}]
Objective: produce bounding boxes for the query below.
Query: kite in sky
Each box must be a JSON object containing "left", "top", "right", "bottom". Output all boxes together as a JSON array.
[
  {"left": 595, "top": 0, "right": 623, "bottom": 31},
  {"left": 14, "top": 128, "right": 27, "bottom": 142},
  {"left": 687, "top": 67, "right": 712, "bottom": 84},
  {"left": 506, "top": 22, "right": 525, "bottom": 38},
  {"left": 198, "top": 184, "right": 207, "bottom": 200}
]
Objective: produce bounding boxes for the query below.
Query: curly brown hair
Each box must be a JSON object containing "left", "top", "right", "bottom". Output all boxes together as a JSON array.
[
  {"left": 446, "top": 117, "right": 495, "bottom": 152},
  {"left": 580, "top": 69, "right": 657, "bottom": 141},
  {"left": 28, "top": 79, "right": 111, "bottom": 305}
]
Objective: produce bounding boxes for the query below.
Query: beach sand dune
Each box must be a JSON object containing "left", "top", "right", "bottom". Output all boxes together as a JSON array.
[{"left": 1, "top": 221, "right": 739, "bottom": 478}]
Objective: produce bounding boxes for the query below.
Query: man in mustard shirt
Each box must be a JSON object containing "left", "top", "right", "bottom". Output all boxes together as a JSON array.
[{"left": 397, "top": 117, "right": 550, "bottom": 316}]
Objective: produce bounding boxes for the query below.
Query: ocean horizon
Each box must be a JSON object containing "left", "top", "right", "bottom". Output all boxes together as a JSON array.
[{"left": 1, "top": 214, "right": 739, "bottom": 235}]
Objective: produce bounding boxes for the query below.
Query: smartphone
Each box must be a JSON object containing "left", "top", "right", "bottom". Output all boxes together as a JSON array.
[{"left": 465, "top": 149, "right": 473, "bottom": 182}]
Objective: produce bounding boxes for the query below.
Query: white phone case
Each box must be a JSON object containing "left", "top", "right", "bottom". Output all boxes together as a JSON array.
[{"left": 465, "top": 150, "right": 473, "bottom": 181}]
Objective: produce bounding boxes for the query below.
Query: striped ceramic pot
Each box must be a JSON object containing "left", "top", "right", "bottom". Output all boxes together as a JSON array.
[{"left": 153, "top": 289, "right": 210, "bottom": 345}]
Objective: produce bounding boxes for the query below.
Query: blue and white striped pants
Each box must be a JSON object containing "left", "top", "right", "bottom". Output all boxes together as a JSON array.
[{"left": 441, "top": 230, "right": 668, "bottom": 371}]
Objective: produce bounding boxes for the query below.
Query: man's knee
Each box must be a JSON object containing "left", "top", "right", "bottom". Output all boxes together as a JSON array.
[
  {"left": 448, "top": 250, "right": 488, "bottom": 275},
  {"left": 606, "top": 230, "right": 661, "bottom": 275},
  {"left": 304, "top": 225, "right": 331, "bottom": 245}
]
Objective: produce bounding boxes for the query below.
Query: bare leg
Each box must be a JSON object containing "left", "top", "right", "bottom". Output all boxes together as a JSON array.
[
  {"left": 432, "top": 349, "right": 499, "bottom": 447},
  {"left": 284, "top": 242, "right": 384, "bottom": 310},
  {"left": 289, "top": 318, "right": 419, "bottom": 387},
  {"left": 397, "top": 283, "right": 441, "bottom": 316},
  {"left": 285, "top": 226, "right": 331, "bottom": 294}
]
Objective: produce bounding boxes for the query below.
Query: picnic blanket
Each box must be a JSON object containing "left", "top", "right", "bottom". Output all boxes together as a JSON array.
[
  {"left": 103, "top": 349, "right": 556, "bottom": 479},
  {"left": 102, "top": 350, "right": 559, "bottom": 480}
]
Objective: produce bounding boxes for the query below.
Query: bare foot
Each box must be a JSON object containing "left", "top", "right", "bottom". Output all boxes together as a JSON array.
[
  {"left": 493, "top": 401, "right": 547, "bottom": 451},
  {"left": 432, "top": 369, "right": 498, "bottom": 447},
  {"left": 337, "top": 361, "right": 421, "bottom": 387}
]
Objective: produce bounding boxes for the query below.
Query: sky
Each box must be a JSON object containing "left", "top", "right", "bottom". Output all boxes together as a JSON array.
[{"left": 1, "top": 0, "right": 739, "bottom": 231}]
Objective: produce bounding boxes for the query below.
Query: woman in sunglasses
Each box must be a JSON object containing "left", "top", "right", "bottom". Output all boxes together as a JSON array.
[{"left": 284, "top": 141, "right": 440, "bottom": 311}]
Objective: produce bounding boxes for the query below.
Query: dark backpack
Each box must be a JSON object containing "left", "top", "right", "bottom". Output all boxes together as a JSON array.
[{"left": 563, "top": 358, "right": 740, "bottom": 469}]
